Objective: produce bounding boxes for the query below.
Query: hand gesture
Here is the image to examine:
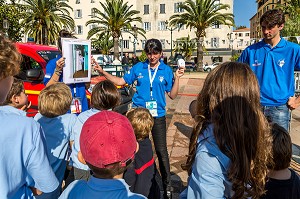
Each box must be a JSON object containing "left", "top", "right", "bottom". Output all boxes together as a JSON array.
[
  {"left": 20, "top": 101, "right": 32, "bottom": 112},
  {"left": 175, "top": 67, "right": 185, "bottom": 78},
  {"left": 55, "top": 57, "right": 65, "bottom": 72},
  {"left": 288, "top": 96, "right": 300, "bottom": 110},
  {"left": 92, "top": 57, "right": 104, "bottom": 74}
]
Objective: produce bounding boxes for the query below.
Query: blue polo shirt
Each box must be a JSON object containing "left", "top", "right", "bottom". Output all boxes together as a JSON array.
[
  {"left": 123, "top": 60, "right": 174, "bottom": 117},
  {"left": 59, "top": 176, "right": 146, "bottom": 198},
  {"left": 238, "top": 38, "right": 300, "bottom": 106},
  {"left": 0, "top": 110, "right": 59, "bottom": 198},
  {"left": 44, "top": 55, "right": 88, "bottom": 112},
  {"left": 34, "top": 113, "right": 77, "bottom": 185}
]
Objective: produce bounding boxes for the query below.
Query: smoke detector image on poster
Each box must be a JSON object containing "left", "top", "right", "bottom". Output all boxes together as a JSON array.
[{"left": 61, "top": 38, "right": 91, "bottom": 84}]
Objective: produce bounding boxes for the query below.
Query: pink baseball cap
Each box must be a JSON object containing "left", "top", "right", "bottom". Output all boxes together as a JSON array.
[{"left": 80, "top": 110, "right": 137, "bottom": 168}]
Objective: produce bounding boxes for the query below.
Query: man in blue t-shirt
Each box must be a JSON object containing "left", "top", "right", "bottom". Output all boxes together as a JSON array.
[
  {"left": 43, "top": 30, "right": 88, "bottom": 113},
  {"left": 238, "top": 9, "right": 300, "bottom": 131}
]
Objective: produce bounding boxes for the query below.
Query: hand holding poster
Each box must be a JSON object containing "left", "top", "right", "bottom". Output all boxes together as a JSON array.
[{"left": 61, "top": 38, "right": 91, "bottom": 84}]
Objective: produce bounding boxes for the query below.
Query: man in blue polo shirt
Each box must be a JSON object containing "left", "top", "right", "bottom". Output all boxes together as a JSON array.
[
  {"left": 238, "top": 9, "right": 300, "bottom": 131},
  {"left": 93, "top": 38, "right": 185, "bottom": 199}
]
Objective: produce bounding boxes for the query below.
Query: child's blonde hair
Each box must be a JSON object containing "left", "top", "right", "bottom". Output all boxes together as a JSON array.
[
  {"left": 126, "top": 107, "right": 154, "bottom": 140},
  {"left": 38, "top": 83, "right": 72, "bottom": 118}
]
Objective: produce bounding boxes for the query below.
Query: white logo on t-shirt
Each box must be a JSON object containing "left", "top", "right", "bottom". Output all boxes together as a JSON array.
[
  {"left": 159, "top": 76, "right": 164, "bottom": 82},
  {"left": 277, "top": 59, "right": 285, "bottom": 67},
  {"left": 252, "top": 60, "right": 261, "bottom": 67}
]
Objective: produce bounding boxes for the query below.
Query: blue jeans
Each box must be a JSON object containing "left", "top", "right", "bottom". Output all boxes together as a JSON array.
[{"left": 262, "top": 104, "right": 291, "bottom": 132}]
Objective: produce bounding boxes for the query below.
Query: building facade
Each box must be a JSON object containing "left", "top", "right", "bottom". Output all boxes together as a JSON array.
[{"left": 68, "top": 0, "right": 235, "bottom": 63}]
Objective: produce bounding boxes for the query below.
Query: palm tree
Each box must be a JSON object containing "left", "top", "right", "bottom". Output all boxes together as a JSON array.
[
  {"left": 20, "top": 0, "right": 74, "bottom": 45},
  {"left": 86, "top": 0, "right": 145, "bottom": 61},
  {"left": 173, "top": 35, "right": 197, "bottom": 61},
  {"left": 169, "top": 0, "right": 234, "bottom": 71},
  {"left": 91, "top": 32, "right": 114, "bottom": 57}
]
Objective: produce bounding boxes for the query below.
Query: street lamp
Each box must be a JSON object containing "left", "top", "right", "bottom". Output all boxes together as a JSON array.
[
  {"left": 129, "top": 25, "right": 138, "bottom": 55},
  {"left": 3, "top": 19, "right": 9, "bottom": 37},
  {"left": 165, "top": 20, "right": 177, "bottom": 59},
  {"left": 227, "top": 33, "right": 237, "bottom": 56}
]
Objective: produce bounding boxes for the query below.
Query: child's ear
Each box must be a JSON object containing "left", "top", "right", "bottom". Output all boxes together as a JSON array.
[
  {"left": 11, "top": 94, "right": 19, "bottom": 104},
  {"left": 78, "top": 151, "right": 87, "bottom": 165}
]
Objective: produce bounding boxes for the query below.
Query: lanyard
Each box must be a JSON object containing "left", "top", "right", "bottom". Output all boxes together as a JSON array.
[
  {"left": 148, "top": 64, "right": 159, "bottom": 97},
  {"left": 73, "top": 86, "right": 77, "bottom": 98}
]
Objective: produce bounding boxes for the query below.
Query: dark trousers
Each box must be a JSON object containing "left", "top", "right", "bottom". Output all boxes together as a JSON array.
[{"left": 152, "top": 116, "right": 170, "bottom": 188}]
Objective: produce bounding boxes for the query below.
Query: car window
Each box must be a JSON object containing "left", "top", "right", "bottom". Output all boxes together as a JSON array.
[
  {"left": 17, "top": 55, "right": 42, "bottom": 80},
  {"left": 37, "top": 50, "right": 60, "bottom": 63}
]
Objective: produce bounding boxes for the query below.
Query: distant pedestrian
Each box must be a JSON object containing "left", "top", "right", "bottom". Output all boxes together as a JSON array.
[
  {"left": 59, "top": 111, "right": 146, "bottom": 198},
  {"left": 238, "top": 9, "right": 300, "bottom": 131},
  {"left": 180, "top": 62, "right": 272, "bottom": 199},
  {"left": 132, "top": 54, "right": 140, "bottom": 65}
]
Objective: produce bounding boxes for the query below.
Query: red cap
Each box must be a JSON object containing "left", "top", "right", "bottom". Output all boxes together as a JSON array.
[{"left": 80, "top": 110, "right": 136, "bottom": 168}]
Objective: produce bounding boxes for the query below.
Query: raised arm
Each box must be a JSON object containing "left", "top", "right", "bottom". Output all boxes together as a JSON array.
[{"left": 92, "top": 58, "right": 126, "bottom": 86}]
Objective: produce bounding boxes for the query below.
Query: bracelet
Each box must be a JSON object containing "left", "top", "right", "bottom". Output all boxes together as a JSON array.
[{"left": 54, "top": 70, "right": 62, "bottom": 76}]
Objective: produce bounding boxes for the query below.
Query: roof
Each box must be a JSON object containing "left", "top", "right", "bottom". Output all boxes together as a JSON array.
[
  {"left": 234, "top": 28, "right": 250, "bottom": 32},
  {"left": 15, "top": 42, "right": 58, "bottom": 51}
]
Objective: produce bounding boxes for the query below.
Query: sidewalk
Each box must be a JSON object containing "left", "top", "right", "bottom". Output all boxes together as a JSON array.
[{"left": 165, "top": 72, "right": 300, "bottom": 198}]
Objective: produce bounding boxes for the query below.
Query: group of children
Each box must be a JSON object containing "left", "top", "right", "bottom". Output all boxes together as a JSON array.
[
  {"left": 3, "top": 73, "right": 158, "bottom": 198},
  {"left": 1, "top": 33, "right": 300, "bottom": 199}
]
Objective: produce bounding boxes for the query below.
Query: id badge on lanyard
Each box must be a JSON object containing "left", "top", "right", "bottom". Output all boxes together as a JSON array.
[
  {"left": 146, "top": 65, "right": 159, "bottom": 117},
  {"left": 70, "top": 87, "right": 82, "bottom": 114}
]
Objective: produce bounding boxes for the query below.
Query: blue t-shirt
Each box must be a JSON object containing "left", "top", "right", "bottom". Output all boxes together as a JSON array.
[
  {"left": 238, "top": 38, "right": 300, "bottom": 106},
  {"left": 0, "top": 110, "right": 59, "bottom": 198},
  {"left": 70, "top": 108, "right": 100, "bottom": 170},
  {"left": 59, "top": 176, "right": 146, "bottom": 199},
  {"left": 123, "top": 60, "right": 174, "bottom": 117},
  {"left": 44, "top": 55, "right": 89, "bottom": 112},
  {"left": 34, "top": 113, "right": 77, "bottom": 185},
  {"left": 180, "top": 124, "right": 231, "bottom": 199},
  {"left": 0, "top": 105, "right": 26, "bottom": 116}
]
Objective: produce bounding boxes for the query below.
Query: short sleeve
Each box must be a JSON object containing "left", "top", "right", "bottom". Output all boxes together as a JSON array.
[
  {"left": 123, "top": 64, "right": 139, "bottom": 85},
  {"left": 44, "top": 59, "right": 56, "bottom": 85},
  {"left": 165, "top": 67, "right": 174, "bottom": 93},
  {"left": 237, "top": 48, "right": 249, "bottom": 64}
]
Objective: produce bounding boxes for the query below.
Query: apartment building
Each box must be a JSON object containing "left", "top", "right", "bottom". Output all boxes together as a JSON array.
[
  {"left": 232, "top": 28, "right": 251, "bottom": 51},
  {"left": 69, "top": 0, "right": 234, "bottom": 63}
]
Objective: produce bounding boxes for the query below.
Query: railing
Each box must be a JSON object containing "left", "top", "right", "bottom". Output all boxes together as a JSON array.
[{"left": 295, "top": 71, "right": 300, "bottom": 95}]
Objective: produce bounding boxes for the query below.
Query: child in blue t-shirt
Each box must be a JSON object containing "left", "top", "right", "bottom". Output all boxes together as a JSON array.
[
  {"left": 34, "top": 83, "right": 77, "bottom": 199},
  {"left": 69, "top": 79, "right": 121, "bottom": 182}
]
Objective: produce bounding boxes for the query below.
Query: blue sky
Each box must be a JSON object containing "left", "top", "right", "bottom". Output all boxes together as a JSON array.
[{"left": 233, "top": 0, "right": 257, "bottom": 27}]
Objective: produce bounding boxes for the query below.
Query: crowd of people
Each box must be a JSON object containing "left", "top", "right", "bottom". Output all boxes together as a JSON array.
[{"left": 0, "top": 8, "right": 300, "bottom": 199}]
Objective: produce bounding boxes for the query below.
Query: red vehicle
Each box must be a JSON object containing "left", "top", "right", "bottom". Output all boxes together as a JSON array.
[{"left": 15, "top": 42, "right": 133, "bottom": 116}]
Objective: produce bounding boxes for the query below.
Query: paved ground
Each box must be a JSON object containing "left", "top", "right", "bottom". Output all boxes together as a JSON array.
[{"left": 164, "top": 72, "right": 300, "bottom": 198}]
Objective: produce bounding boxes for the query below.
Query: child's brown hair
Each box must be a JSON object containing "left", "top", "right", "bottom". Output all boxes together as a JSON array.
[
  {"left": 269, "top": 123, "right": 292, "bottom": 170},
  {"left": 38, "top": 83, "right": 72, "bottom": 118},
  {"left": 91, "top": 80, "right": 120, "bottom": 110},
  {"left": 3, "top": 78, "right": 24, "bottom": 105},
  {"left": 126, "top": 107, "right": 154, "bottom": 140}
]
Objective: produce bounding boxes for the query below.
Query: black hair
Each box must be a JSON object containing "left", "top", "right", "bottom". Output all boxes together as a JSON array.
[{"left": 144, "top": 39, "right": 162, "bottom": 54}]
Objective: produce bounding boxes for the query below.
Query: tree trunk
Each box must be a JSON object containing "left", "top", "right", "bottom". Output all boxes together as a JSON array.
[
  {"left": 113, "top": 36, "right": 119, "bottom": 61},
  {"left": 196, "top": 37, "right": 204, "bottom": 72}
]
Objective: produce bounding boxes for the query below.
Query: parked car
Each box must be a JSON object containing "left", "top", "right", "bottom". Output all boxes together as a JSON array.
[
  {"left": 15, "top": 42, "right": 133, "bottom": 116},
  {"left": 204, "top": 62, "right": 221, "bottom": 72}
]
